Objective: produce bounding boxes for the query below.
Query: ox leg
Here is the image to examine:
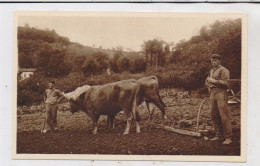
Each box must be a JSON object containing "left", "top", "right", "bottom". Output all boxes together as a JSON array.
[
  {"left": 123, "top": 110, "right": 132, "bottom": 135},
  {"left": 111, "top": 116, "right": 115, "bottom": 129},
  {"left": 92, "top": 115, "right": 100, "bottom": 134},
  {"left": 133, "top": 99, "right": 141, "bottom": 134},
  {"left": 146, "top": 102, "right": 154, "bottom": 120},
  {"left": 123, "top": 94, "right": 141, "bottom": 134},
  {"left": 107, "top": 116, "right": 111, "bottom": 129},
  {"left": 107, "top": 116, "right": 110, "bottom": 129},
  {"left": 135, "top": 110, "right": 141, "bottom": 133},
  {"left": 107, "top": 115, "right": 115, "bottom": 129}
]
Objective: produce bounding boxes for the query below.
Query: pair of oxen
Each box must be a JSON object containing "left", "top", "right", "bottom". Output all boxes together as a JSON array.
[{"left": 63, "top": 76, "right": 166, "bottom": 135}]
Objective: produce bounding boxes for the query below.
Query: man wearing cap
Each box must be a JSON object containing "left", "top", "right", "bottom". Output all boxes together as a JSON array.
[
  {"left": 205, "top": 54, "right": 232, "bottom": 145},
  {"left": 43, "top": 81, "right": 64, "bottom": 133}
]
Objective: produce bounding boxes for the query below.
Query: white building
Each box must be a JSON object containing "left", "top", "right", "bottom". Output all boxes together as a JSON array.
[{"left": 18, "top": 68, "right": 36, "bottom": 80}]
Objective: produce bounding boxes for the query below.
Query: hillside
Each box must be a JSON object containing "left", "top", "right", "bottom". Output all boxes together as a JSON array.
[
  {"left": 17, "top": 19, "right": 242, "bottom": 106},
  {"left": 18, "top": 26, "right": 120, "bottom": 68}
]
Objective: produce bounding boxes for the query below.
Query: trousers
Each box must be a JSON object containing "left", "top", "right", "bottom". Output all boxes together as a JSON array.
[
  {"left": 210, "top": 88, "right": 232, "bottom": 138},
  {"left": 46, "top": 104, "right": 58, "bottom": 130}
]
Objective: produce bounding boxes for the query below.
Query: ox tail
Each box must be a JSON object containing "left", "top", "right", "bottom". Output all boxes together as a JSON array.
[
  {"left": 151, "top": 76, "right": 165, "bottom": 107},
  {"left": 157, "top": 89, "right": 166, "bottom": 108}
]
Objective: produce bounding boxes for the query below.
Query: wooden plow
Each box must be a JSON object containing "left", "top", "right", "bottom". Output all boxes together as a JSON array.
[{"left": 163, "top": 98, "right": 212, "bottom": 137}]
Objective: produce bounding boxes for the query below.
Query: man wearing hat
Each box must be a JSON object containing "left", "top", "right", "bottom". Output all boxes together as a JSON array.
[{"left": 205, "top": 54, "right": 232, "bottom": 145}]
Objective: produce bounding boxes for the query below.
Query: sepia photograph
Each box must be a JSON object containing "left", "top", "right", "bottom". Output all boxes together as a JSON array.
[{"left": 13, "top": 11, "right": 247, "bottom": 161}]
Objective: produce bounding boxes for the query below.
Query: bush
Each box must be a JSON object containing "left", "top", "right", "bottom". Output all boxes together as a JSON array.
[
  {"left": 81, "top": 52, "right": 109, "bottom": 75},
  {"left": 129, "top": 55, "right": 147, "bottom": 73},
  {"left": 17, "top": 73, "right": 47, "bottom": 106},
  {"left": 54, "top": 71, "right": 87, "bottom": 92},
  {"left": 118, "top": 56, "right": 130, "bottom": 72}
]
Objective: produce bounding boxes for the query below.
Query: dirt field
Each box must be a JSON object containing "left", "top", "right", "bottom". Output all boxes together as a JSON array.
[{"left": 16, "top": 89, "right": 241, "bottom": 155}]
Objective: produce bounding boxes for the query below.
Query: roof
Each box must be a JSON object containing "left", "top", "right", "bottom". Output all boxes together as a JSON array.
[{"left": 18, "top": 68, "right": 37, "bottom": 72}]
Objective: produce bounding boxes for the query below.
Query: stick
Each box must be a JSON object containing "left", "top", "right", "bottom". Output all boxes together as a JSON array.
[
  {"left": 41, "top": 117, "right": 46, "bottom": 133},
  {"left": 228, "top": 79, "right": 241, "bottom": 82},
  {"left": 164, "top": 126, "right": 201, "bottom": 137}
]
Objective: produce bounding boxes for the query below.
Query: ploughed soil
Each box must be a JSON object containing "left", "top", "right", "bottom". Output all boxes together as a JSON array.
[{"left": 17, "top": 89, "right": 241, "bottom": 155}]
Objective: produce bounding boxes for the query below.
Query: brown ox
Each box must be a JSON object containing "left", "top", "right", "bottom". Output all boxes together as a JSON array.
[
  {"left": 137, "top": 76, "right": 166, "bottom": 121},
  {"left": 107, "top": 76, "right": 167, "bottom": 128},
  {"left": 64, "top": 79, "right": 140, "bottom": 135}
]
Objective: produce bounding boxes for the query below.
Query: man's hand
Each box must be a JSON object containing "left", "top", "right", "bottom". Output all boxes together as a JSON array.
[
  {"left": 57, "top": 92, "right": 68, "bottom": 103},
  {"left": 207, "top": 77, "right": 217, "bottom": 84}
]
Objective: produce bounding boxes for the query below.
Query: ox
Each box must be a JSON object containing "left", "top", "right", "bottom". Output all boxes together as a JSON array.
[
  {"left": 64, "top": 79, "right": 141, "bottom": 135},
  {"left": 107, "top": 76, "right": 167, "bottom": 128},
  {"left": 137, "top": 76, "right": 167, "bottom": 121}
]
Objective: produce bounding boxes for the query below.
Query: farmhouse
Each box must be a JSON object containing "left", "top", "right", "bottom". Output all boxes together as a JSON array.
[{"left": 18, "top": 68, "right": 36, "bottom": 80}]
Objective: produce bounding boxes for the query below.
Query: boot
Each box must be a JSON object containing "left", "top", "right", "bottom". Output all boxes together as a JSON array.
[
  {"left": 222, "top": 138, "right": 232, "bottom": 145},
  {"left": 210, "top": 136, "right": 221, "bottom": 141}
]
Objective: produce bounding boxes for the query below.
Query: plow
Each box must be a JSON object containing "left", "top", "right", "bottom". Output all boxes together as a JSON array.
[{"left": 163, "top": 98, "right": 211, "bottom": 138}]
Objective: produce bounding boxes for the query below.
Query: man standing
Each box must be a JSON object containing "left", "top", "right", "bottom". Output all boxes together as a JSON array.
[
  {"left": 43, "top": 81, "right": 63, "bottom": 133},
  {"left": 206, "top": 54, "right": 232, "bottom": 145}
]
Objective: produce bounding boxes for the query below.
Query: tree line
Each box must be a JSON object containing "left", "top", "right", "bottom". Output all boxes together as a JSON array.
[
  {"left": 18, "top": 26, "right": 148, "bottom": 77},
  {"left": 17, "top": 18, "right": 241, "bottom": 106}
]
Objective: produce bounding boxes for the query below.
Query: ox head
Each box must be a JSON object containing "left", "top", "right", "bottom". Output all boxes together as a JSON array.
[
  {"left": 68, "top": 99, "right": 82, "bottom": 114},
  {"left": 63, "top": 85, "right": 91, "bottom": 114}
]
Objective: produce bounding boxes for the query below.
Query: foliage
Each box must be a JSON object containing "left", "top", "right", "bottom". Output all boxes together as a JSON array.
[
  {"left": 143, "top": 39, "right": 167, "bottom": 68},
  {"left": 17, "top": 19, "right": 242, "bottom": 106},
  {"left": 170, "top": 19, "right": 241, "bottom": 80},
  {"left": 129, "top": 55, "right": 147, "bottom": 73},
  {"left": 109, "top": 53, "right": 121, "bottom": 73},
  {"left": 18, "top": 27, "right": 72, "bottom": 77},
  {"left": 118, "top": 56, "right": 131, "bottom": 72},
  {"left": 109, "top": 51, "right": 147, "bottom": 74},
  {"left": 17, "top": 72, "right": 48, "bottom": 106},
  {"left": 18, "top": 26, "right": 70, "bottom": 45},
  {"left": 81, "top": 52, "right": 109, "bottom": 75}
]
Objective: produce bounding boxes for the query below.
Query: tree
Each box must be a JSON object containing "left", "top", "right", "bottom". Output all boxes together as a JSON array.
[
  {"left": 93, "top": 51, "right": 109, "bottom": 72},
  {"left": 143, "top": 39, "right": 165, "bottom": 69},
  {"left": 81, "top": 51, "right": 109, "bottom": 75},
  {"left": 18, "top": 26, "right": 71, "bottom": 71},
  {"left": 31, "top": 44, "right": 52, "bottom": 68},
  {"left": 167, "top": 18, "right": 241, "bottom": 89},
  {"left": 110, "top": 53, "right": 120, "bottom": 73},
  {"left": 110, "top": 47, "right": 124, "bottom": 73},
  {"left": 129, "top": 55, "right": 147, "bottom": 73},
  {"left": 81, "top": 56, "right": 99, "bottom": 75},
  {"left": 118, "top": 56, "right": 130, "bottom": 72},
  {"left": 48, "top": 50, "right": 71, "bottom": 77}
]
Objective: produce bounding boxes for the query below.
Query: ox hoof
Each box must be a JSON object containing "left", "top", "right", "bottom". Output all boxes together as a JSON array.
[
  {"left": 164, "top": 115, "right": 168, "bottom": 120},
  {"left": 123, "top": 131, "right": 129, "bottom": 135},
  {"left": 92, "top": 131, "right": 97, "bottom": 135},
  {"left": 41, "top": 130, "right": 47, "bottom": 134},
  {"left": 136, "top": 129, "right": 141, "bottom": 134}
]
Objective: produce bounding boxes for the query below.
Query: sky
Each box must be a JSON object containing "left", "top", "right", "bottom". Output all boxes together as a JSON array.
[{"left": 18, "top": 14, "right": 227, "bottom": 51}]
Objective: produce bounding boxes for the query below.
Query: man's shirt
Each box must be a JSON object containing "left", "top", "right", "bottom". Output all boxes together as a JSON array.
[
  {"left": 206, "top": 65, "right": 230, "bottom": 89},
  {"left": 45, "top": 88, "right": 63, "bottom": 105}
]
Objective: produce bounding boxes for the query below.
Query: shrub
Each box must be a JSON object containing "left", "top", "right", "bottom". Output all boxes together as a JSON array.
[
  {"left": 118, "top": 56, "right": 130, "bottom": 72},
  {"left": 81, "top": 52, "right": 109, "bottom": 75},
  {"left": 129, "top": 55, "right": 147, "bottom": 73},
  {"left": 17, "top": 73, "right": 47, "bottom": 106}
]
